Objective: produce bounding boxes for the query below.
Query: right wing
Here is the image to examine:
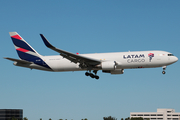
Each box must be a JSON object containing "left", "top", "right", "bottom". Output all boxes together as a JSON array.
[{"left": 40, "top": 34, "right": 101, "bottom": 68}]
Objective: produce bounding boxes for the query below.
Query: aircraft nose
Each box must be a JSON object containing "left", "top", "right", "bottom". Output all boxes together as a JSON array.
[
  {"left": 172, "top": 56, "right": 178, "bottom": 63},
  {"left": 175, "top": 56, "right": 178, "bottom": 62}
]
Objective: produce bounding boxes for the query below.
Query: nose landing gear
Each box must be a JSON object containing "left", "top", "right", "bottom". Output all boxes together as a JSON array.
[
  {"left": 85, "top": 70, "right": 99, "bottom": 79},
  {"left": 162, "top": 71, "right": 166, "bottom": 74},
  {"left": 162, "top": 66, "right": 166, "bottom": 74}
]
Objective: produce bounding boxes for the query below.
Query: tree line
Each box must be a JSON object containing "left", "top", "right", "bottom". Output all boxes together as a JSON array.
[{"left": 9, "top": 116, "right": 149, "bottom": 120}]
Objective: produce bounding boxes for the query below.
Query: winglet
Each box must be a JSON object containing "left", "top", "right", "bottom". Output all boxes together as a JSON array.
[{"left": 40, "top": 34, "right": 54, "bottom": 48}]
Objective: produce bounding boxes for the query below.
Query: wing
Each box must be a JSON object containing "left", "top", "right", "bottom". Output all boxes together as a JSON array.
[{"left": 40, "top": 34, "right": 101, "bottom": 68}]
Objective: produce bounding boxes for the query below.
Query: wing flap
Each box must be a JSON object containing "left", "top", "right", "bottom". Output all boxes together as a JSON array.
[{"left": 40, "top": 34, "right": 101, "bottom": 67}]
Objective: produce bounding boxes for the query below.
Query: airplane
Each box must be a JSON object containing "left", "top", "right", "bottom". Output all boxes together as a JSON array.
[{"left": 4, "top": 32, "right": 178, "bottom": 79}]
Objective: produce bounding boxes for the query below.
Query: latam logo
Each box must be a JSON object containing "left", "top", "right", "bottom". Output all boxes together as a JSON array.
[
  {"left": 148, "top": 53, "right": 154, "bottom": 62},
  {"left": 123, "top": 54, "right": 145, "bottom": 59},
  {"left": 123, "top": 54, "right": 145, "bottom": 63}
]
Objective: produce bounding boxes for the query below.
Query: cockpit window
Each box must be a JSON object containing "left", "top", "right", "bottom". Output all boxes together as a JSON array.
[{"left": 168, "top": 54, "right": 174, "bottom": 56}]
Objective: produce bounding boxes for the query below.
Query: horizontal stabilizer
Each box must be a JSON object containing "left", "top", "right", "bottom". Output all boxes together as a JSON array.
[{"left": 4, "top": 57, "right": 33, "bottom": 64}]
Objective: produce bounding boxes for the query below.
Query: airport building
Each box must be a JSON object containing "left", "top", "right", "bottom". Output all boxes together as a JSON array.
[
  {"left": 130, "top": 109, "right": 180, "bottom": 120},
  {"left": 0, "top": 109, "right": 23, "bottom": 120}
]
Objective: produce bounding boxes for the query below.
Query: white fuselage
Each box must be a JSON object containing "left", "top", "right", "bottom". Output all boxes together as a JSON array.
[{"left": 29, "top": 50, "right": 177, "bottom": 72}]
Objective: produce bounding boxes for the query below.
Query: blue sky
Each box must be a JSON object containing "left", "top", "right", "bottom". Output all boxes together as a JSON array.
[{"left": 1, "top": 1, "right": 180, "bottom": 120}]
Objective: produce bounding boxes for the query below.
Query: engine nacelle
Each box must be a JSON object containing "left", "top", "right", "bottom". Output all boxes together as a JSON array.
[
  {"left": 103, "top": 69, "right": 124, "bottom": 74},
  {"left": 101, "top": 61, "right": 116, "bottom": 70},
  {"left": 110, "top": 69, "right": 124, "bottom": 74}
]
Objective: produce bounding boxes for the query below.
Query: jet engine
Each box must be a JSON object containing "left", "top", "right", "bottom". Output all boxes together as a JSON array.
[{"left": 101, "top": 61, "right": 116, "bottom": 70}]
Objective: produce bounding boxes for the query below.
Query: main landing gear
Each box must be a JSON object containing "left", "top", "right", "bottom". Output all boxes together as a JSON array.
[
  {"left": 162, "top": 66, "right": 166, "bottom": 74},
  {"left": 85, "top": 70, "right": 99, "bottom": 79}
]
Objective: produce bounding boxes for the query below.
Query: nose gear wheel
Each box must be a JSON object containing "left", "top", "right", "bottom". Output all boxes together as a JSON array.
[{"left": 162, "top": 66, "right": 166, "bottom": 74}]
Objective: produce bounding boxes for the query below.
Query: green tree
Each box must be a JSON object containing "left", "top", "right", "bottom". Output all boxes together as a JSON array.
[
  {"left": 40, "top": 118, "right": 42, "bottom": 120},
  {"left": 49, "top": 118, "right": 52, "bottom": 120},
  {"left": 131, "top": 117, "right": 143, "bottom": 120},
  {"left": 103, "top": 116, "right": 117, "bottom": 120},
  {"left": 121, "top": 118, "right": 124, "bottom": 120},
  {"left": 23, "top": 117, "right": 28, "bottom": 120},
  {"left": 9, "top": 117, "right": 18, "bottom": 120},
  {"left": 125, "top": 117, "right": 130, "bottom": 120}
]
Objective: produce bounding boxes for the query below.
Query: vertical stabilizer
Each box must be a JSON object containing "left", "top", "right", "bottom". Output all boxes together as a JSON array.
[{"left": 9, "top": 32, "right": 41, "bottom": 61}]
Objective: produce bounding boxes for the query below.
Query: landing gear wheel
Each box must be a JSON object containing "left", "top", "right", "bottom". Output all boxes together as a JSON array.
[
  {"left": 95, "top": 75, "right": 99, "bottom": 80},
  {"left": 85, "top": 71, "right": 99, "bottom": 79},
  {"left": 162, "top": 71, "right": 166, "bottom": 74},
  {"left": 85, "top": 72, "right": 90, "bottom": 76},
  {"left": 90, "top": 73, "right": 95, "bottom": 78}
]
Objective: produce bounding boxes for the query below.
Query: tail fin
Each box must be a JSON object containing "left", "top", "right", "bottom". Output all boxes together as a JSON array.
[{"left": 9, "top": 32, "right": 42, "bottom": 61}]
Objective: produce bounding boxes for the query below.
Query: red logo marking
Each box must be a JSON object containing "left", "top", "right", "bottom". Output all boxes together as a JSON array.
[
  {"left": 16, "top": 48, "right": 29, "bottom": 52},
  {"left": 11, "top": 35, "right": 22, "bottom": 40},
  {"left": 148, "top": 53, "right": 154, "bottom": 62},
  {"left": 148, "top": 53, "right": 154, "bottom": 57}
]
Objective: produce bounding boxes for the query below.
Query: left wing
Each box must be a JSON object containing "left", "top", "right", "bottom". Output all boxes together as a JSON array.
[{"left": 40, "top": 34, "right": 101, "bottom": 68}]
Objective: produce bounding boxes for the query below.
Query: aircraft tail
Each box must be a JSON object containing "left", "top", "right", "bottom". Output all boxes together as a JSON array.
[{"left": 9, "top": 32, "right": 42, "bottom": 62}]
